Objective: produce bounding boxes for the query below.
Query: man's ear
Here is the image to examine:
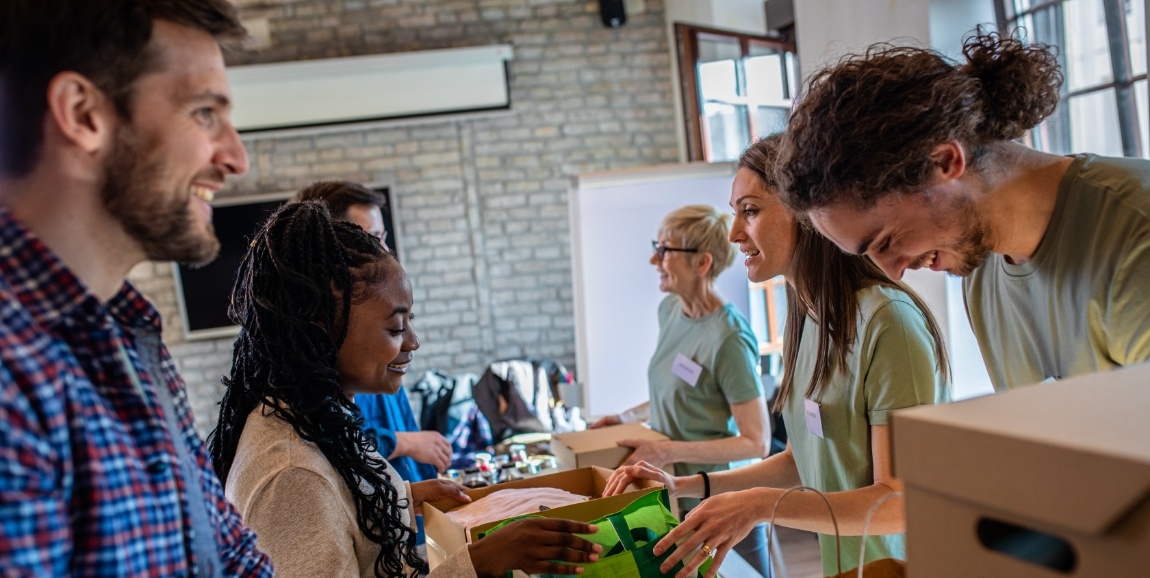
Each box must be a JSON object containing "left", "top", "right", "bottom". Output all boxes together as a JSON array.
[
  {"left": 44, "top": 71, "right": 115, "bottom": 154},
  {"left": 929, "top": 139, "right": 967, "bottom": 183}
]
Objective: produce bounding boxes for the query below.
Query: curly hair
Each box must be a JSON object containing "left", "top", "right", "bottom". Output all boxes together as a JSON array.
[
  {"left": 739, "top": 135, "right": 949, "bottom": 409},
  {"left": 779, "top": 28, "right": 1063, "bottom": 212},
  {"left": 206, "top": 201, "right": 421, "bottom": 578}
]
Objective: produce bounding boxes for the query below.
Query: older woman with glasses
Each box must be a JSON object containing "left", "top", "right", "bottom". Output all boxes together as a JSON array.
[{"left": 590, "top": 204, "right": 772, "bottom": 576}]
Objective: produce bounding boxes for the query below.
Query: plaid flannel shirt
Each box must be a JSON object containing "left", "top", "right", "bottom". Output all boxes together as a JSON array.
[{"left": 0, "top": 207, "right": 272, "bottom": 576}]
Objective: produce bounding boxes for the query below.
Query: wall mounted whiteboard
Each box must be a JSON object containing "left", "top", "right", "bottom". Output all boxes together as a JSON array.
[{"left": 569, "top": 162, "right": 751, "bottom": 418}]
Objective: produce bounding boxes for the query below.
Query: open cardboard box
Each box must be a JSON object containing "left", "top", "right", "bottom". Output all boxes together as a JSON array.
[
  {"left": 551, "top": 422, "right": 670, "bottom": 470},
  {"left": 423, "top": 465, "right": 664, "bottom": 571},
  {"left": 891, "top": 364, "right": 1150, "bottom": 577}
]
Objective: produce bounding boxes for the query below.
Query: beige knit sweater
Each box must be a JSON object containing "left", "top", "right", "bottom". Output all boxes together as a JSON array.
[{"left": 225, "top": 404, "right": 476, "bottom": 578}]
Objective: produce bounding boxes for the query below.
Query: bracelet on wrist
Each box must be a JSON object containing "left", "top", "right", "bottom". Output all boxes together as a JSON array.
[{"left": 696, "top": 470, "right": 711, "bottom": 499}]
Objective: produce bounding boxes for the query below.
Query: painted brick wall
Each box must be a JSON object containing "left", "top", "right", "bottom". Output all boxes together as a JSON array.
[{"left": 128, "top": 0, "right": 680, "bottom": 437}]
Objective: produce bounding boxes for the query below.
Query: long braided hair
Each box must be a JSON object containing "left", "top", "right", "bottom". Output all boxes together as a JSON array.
[{"left": 206, "top": 201, "right": 422, "bottom": 578}]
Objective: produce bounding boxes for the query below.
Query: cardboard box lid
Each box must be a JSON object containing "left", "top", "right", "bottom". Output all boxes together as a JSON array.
[
  {"left": 552, "top": 422, "right": 669, "bottom": 452},
  {"left": 892, "top": 364, "right": 1150, "bottom": 536}
]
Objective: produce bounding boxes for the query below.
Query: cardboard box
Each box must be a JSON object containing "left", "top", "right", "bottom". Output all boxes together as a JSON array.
[
  {"left": 423, "top": 465, "right": 663, "bottom": 571},
  {"left": 891, "top": 364, "right": 1150, "bottom": 577},
  {"left": 551, "top": 422, "right": 670, "bottom": 470}
]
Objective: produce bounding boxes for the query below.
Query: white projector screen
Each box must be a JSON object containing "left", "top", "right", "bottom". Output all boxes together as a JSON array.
[{"left": 569, "top": 162, "right": 751, "bottom": 418}]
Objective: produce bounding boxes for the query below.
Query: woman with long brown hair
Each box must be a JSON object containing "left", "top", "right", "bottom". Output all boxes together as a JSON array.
[{"left": 605, "top": 134, "right": 950, "bottom": 577}]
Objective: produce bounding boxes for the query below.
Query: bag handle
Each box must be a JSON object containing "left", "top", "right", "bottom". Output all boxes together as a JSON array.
[
  {"left": 855, "top": 491, "right": 903, "bottom": 578},
  {"left": 766, "top": 486, "right": 843, "bottom": 577}
]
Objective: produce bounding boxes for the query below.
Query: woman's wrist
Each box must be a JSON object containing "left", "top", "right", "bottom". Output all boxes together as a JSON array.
[{"left": 674, "top": 473, "right": 705, "bottom": 498}]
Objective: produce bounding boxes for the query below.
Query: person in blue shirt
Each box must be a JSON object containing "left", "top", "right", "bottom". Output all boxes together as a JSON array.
[{"left": 294, "top": 181, "right": 453, "bottom": 481}]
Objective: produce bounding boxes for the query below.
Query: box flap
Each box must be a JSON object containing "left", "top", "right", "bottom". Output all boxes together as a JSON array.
[
  {"left": 892, "top": 365, "right": 1150, "bottom": 535},
  {"left": 552, "top": 422, "right": 669, "bottom": 452},
  {"left": 470, "top": 486, "right": 666, "bottom": 540},
  {"left": 424, "top": 466, "right": 662, "bottom": 547}
]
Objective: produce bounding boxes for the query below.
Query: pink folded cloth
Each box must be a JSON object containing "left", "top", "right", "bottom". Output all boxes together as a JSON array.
[{"left": 445, "top": 487, "right": 590, "bottom": 530}]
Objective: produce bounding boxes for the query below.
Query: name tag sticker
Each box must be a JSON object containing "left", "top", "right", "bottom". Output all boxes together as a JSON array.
[
  {"left": 671, "top": 353, "right": 703, "bottom": 387},
  {"left": 804, "top": 398, "right": 824, "bottom": 439}
]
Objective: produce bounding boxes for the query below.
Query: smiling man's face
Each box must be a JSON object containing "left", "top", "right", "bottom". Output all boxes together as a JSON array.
[{"left": 809, "top": 190, "right": 994, "bottom": 280}]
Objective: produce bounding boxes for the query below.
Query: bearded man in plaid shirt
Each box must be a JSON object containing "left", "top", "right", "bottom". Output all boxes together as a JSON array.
[{"left": 0, "top": 1, "right": 273, "bottom": 575}]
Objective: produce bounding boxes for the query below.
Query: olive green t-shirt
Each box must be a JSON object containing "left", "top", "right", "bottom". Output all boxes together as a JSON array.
[
  {"left": 648, "top": 295, "right": 764, "bottom": 512},
  {"left": 782, "top": 285, "right": 948, "bottom": 577},
  {"left": 964, "top": 154, "right": 1150, "bottom": 391}
]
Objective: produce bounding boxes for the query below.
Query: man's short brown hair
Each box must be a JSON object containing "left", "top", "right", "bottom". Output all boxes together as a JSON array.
[{"left": 0, "top": 0, "right": 246, "bottom": 178}]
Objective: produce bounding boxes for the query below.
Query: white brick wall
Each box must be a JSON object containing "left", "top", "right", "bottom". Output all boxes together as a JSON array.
[{"left": 129, "top": 0, "right": 679, "bottom": 437}]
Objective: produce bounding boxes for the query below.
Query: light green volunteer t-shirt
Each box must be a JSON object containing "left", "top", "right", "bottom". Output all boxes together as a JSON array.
[
  {"left": 965, "top": 154, "right": 1150, "bottom": 391},
  {"left": 647, "top": 295, "right": 764, "bottom": 512},
  {"left": 782, "top": 285, "right": 948, "bottom": 577}
]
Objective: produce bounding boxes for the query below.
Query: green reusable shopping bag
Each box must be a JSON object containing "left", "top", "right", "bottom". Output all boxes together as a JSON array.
[{"left": 479, "top": 489, "right": 712, "bottom": 578}]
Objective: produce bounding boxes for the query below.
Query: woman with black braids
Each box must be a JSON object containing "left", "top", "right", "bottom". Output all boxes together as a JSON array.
[{"left": 207, "top": 201, "right": 601, "bottom": 578}]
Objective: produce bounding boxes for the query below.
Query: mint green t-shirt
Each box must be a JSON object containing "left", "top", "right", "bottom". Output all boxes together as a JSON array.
[
  {"left": 647, "top": 295, "right": 764, "bottom": 512},
  {"left": 965, "top": 154, "right": 1150, "bottom": 391},
  {"left": 782, "top": 285, "right": 948, "bottom": 577}
]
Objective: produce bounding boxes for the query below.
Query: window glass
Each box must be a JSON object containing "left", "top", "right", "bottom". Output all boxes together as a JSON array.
[
  {"left": 1068, "top": 89, "right": 1125, "bottom": 156},
  {"left": 699, "top": 59, "right": 739, "bottom": 103},
  {"left": 753, "top": 106, "right": 789, "bottom": 139},
  {"left": 1009, "top": 0, "right": 1040, "bottom": 17},
  {"left": 698, "top": 33, "right": 743, "bottom": 64},
  {"left": 703, "top": 102, "right": 750, "bottom": 162},
  {"left": 1137, "top": 80, "right": 1148, "bottom": 159},
  {"left": 746, "top": 53, "right": 788, "bottom": 103},
  {"left": 1063, "top": 0, "right": 1115, "bottom": 91},
  {"left": 1129, "top": 0, "right": 1147, "bottom": 76}
]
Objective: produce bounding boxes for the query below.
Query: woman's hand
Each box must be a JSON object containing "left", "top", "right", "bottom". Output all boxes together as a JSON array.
[
  {"left": 654, "top": 489, "right": 769, "bottom": 578},
  {"left": 588, "top": 414, "right": 621, "bottom": 429},
  {"left": 468, "top": 518, "right": 602, "bottom": 577},
  {"left": 603, "top": 461, "right": 679, "bottom": 497},
  {"left": 409, "top": 479, "right": 470, "bottom": 514},
  {"left": 618, "top": 438, "right": 670, "bottom": 467}
]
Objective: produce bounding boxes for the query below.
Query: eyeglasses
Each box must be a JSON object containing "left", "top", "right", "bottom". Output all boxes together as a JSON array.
[{"left": 651, "top": 240, "right": 699, "bottom": 261}]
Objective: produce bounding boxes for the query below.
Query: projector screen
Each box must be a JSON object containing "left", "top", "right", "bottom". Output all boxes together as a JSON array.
[{"left": 173, "top": 185, "right": 396, "bottom": 340}]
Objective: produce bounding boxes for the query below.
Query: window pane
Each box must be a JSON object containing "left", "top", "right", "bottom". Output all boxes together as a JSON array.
[
  {"left": 699, "top": 60, "right": 739, "bottom": 102},
  {"left": 754, "top": 106, "right": 788, "bottom": 139},
  {"left": 1130, "top": 0, "right": 1147, "bottom": 76},
  {"left": 1009, "top": 0, "right": 1038, "bottom": 19},
  {"left": 703, "top": 102, "right": 750, "bottom": 162},
  {"left": 1137, "top": 80, "right": 1148, "bottom": 159},
  {"left": 697, "top": 33, "right": 743, "bottom": 64},
  {"left": 1063, "top": 0, "right": 1115, "bottom": 91},
  {"left": 784, "top": 52, "right": 798, "bottom": 99},
  {"left": 746, "top": 54, "right": 787, "bottom": 103},
  {"left": 1068, "top": 90, "right": 1125, "bottom": 156}
]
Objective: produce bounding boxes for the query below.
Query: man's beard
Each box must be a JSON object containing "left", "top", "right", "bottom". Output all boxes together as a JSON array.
[
  {"left": 100, "top": 126, "right": 220, "bottom": 266},
  {"left": 946, "top": 195, "right": 994, "bottom": 277}
]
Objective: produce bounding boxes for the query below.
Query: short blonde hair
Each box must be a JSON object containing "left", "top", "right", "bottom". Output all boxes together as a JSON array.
[{"left": 659, "top": 205, "right": 735, "bottom": 280}]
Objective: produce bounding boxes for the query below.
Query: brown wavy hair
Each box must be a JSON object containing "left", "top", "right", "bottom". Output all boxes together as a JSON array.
[
  {"left": 778, "top": 28, "right": 1063, "bottom": 212},
  {"left": 740, "top": 135, "right": 949, "bottom": 410}
]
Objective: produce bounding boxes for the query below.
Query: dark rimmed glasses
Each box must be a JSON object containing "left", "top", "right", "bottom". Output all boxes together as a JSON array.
[{"left": 651, "top": 240, "right": 699, "bottom": 261}]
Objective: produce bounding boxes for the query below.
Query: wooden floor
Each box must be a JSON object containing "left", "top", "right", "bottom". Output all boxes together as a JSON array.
[
  {"left": 716, "top": 526, "right": 823, "bottom": 578},
  {"left": 775, "top": 526, "right": 823, "bottom": 578}
]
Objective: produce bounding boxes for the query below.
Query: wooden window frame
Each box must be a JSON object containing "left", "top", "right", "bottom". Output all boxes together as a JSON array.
[{"left": 674, "top": 23, "right": 797, "bottom": 162}]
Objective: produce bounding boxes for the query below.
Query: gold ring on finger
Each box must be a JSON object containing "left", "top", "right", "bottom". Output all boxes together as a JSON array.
[{"left": 700, "top": 543, "right": 714, "bottom": 558}]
